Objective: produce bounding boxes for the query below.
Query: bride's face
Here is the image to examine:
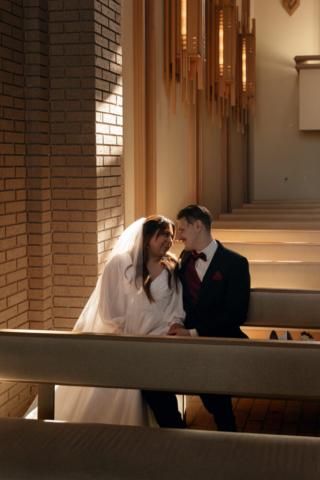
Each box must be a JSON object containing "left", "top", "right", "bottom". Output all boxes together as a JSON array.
[{"left": 148, "top": 225, "right": 174, "bottom": 258}]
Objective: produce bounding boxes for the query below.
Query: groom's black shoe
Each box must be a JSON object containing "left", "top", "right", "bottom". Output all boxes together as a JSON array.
[
  {"left": 215, "top": 418, "right": 237, "bottom": 433},
  {"left": 142, "top": 390, "right": 186, "bottom": 429}
]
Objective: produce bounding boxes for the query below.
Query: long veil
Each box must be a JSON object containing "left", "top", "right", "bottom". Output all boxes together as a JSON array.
[
  {"left": 73, "top": 217, "right": 146, "bottom": 333},
  {"left": 24, "top": 218, "right": 147, "bottom": 421}
]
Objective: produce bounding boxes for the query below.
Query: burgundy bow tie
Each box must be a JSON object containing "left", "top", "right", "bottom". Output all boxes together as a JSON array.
[{"left": 192, "top": 251, "right": 207, "bottom": 261}]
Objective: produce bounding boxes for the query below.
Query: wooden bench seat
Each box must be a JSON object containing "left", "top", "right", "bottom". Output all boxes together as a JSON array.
[{"left": 1, "top": 417, "right": 320, "bottom": 480}]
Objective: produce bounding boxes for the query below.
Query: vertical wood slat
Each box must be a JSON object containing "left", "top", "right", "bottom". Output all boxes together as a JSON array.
[
  {"left": 197, "top": 0, "right": 205, "bottom": 90},
  {"left": 220, "top": 115, "right": 228, "bottom": 213},
  {"left": 145, "top": 0, "right": 157, "bottom": 216},
  {"left": 206, "top": 0, "right": 211, "bottom": 112},
  {"left": 187, "top": 0, "right": 199, "bottom": 58},
  {"left": 230, "top": 4, "right": 237, "bottom": 106},
  {"left": 177, "top": 0, "right": 184, "bottom": 103},
  {"left": 197, "top": 89, "right": 203, "bottom": 204},
  {"left": 188, "top": 95, "right": 197, "bottom": 204},
  {"left": 38, "top": 384, "right": 55, "bottom": 420},
  {"left": 171, "top": 0, "right": 176, "bottom": 114},
  {"left": 242, "top": 123, "right": 249, "bottom": 204},
  {"left": 165, "top": 0, "right": 170, "bottom": 96},
  {"left": 251, "top": 18, "right": 256, "bottom": 116},
  {"left": 133, "top": 0, "right": 146, "bottom": 219},
  {"left": 176, "top": 0, "right": 182, "bottom": 56},
  {"left": 211, "top": 0, "right": 215, "bottom": 125}
]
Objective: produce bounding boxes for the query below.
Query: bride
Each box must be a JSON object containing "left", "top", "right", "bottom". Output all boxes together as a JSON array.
[{"left": 26, "top": 215, "right": 185, "bottom": 426}]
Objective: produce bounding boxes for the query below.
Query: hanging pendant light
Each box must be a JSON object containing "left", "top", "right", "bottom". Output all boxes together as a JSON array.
[
  {"left": 166, "top": 0, "right": 256, "bottom": 132},
  {"left": 166, "top": 0, "right": 206, "bottom": 117},
  {"left": 207, "top": 0, "right": 237, "bottom": 127},
  {"left": 237, "top": 0, "right": 256, "bottom": 132}
]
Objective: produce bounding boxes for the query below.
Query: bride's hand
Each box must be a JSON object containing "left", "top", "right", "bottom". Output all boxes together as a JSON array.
[
  {"left": 167, "top": 326, "right": 191, "bottom": 336},
  {"left": 167, "top": 323, "right": 184, "bottom": 334}
]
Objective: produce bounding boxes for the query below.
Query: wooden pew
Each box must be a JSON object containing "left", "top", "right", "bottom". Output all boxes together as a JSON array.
[
  {"left": 1, "top": 328, "right": 320, "bottom": 416},
  {"left": 1, "top": 416, "right": 320, "bottom": 480},
  {"left": 1, "top": 329, "right": 320, "bottom": 479},
  {"left": 245, "top": 288, "right": 320, "bottom": 339}
]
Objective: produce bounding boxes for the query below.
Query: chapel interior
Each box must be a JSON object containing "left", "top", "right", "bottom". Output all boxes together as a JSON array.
[{"left": 1, "top": 0, "right": 320, "bottom": 476}]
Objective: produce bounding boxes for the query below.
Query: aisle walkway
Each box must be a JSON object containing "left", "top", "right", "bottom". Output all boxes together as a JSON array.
[{"left": 186, "top": 395, "right": 320, "bottom": 436}]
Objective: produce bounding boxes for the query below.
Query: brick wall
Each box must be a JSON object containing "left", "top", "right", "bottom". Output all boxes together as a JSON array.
[
  {"left": 0, "top": 0, "right": 34, "bottom": 417},
  {"left": 0, "top": 0, "right": 28, "bottom": 330},
  {"left": 49, "top": 0, "right": 100, "bottom": 329},
  {"left": 50, "top": 0, "right": 123, "bottom": 330},
  {"left": 25, "top": 0, "right": 53, "bottom": 331},
  {"left": 0, "top": 0, "right": 123, "bottom": 416},
  {"left": 95, "top": 0, "right": 124, "bottom": 271}
]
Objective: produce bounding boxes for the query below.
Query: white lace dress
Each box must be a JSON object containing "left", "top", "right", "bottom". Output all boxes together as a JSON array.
[{"left": 26, "top": 253, "right": 185, "bottom": 426}]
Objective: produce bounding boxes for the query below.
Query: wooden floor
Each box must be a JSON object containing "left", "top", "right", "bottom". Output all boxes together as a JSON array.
[
  {"left": 186, "top": 395, "right": 320, "bottom": 436},
  {"left": 20, "top": 393, "right": 320, "bottom": 436}
]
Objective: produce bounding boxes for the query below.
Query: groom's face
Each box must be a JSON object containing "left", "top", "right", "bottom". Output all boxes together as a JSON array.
[{"left": 177, "top": 218, "right": 198, "bottom": 251}]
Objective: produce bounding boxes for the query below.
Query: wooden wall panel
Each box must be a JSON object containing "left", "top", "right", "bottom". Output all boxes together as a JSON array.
[
  {"left": 133, "top": 0, "right": 146, "bottom": 218},
  {"left": 133, "top": 0, "right": 157, "bottom": 218}
]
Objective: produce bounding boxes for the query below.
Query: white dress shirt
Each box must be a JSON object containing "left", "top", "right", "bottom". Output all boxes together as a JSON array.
[{"left": 189, "top": 238, "right": 218, "bottom": 337}]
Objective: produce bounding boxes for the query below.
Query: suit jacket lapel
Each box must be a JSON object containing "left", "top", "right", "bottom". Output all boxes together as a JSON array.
[
  {"left": 197, "top": 241, "right": 226, "bottom": 303},
  {"left": 178, "top": 250, "right": 191, "bottom": 277},
  {"left": 177, "top": 251, "right": 194, "bottom": 302}
]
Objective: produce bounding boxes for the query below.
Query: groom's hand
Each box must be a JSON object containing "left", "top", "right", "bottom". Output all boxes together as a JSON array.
[{"left": 168, "top": 327, "right": 191, "bottom": 336}]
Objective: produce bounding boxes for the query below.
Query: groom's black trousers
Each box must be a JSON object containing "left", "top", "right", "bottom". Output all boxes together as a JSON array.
[
  {"left": 142, "top": 390, "right": 186, "bottom": 429},
  {"left": 142, "top": 390, "right": 237, "bottom": 432}
]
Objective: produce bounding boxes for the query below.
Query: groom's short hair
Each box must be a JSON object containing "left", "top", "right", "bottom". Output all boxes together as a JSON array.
[{"left": 177, "top": 205, "right": 212, "bottom": 232}]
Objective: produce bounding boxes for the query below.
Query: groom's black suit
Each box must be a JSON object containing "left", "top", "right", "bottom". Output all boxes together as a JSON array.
[
  {"left": 176, "top": 240, "right": 250, "bottom": 431},
  {"left": 178, "top": 240, "right": 250, "bottom": 340},
  {"left": 143, "top": 240, "right": 251, "bottom": 430}
]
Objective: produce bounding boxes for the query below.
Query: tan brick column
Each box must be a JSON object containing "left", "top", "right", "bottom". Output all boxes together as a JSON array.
[
  {"left": 24, "top": 0, "right": 53, "bottom": 330},
  {"left": 0, "top": 0, "right": 123, "bottom": 416},
  {"left": 0, "top": 0, "right": 33, "bottom": 417},
  {"left": 0, "top": 1, "right": 28, "bottom": 331},
  {"left": 50, "top": 0, "right": 123, "bottom": 329},
  {"left": 95, "top": 0, "right": 124, "bottom": 271}
]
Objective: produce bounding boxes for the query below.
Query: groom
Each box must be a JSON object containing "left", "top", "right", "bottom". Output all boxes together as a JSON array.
[{"left": 143, "top": 205, "right": 250, "bottom": 431}]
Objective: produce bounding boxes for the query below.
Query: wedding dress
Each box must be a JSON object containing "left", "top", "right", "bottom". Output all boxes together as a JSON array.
[{"left": 26, "top": 219, "right": 185, "bottom": 426}]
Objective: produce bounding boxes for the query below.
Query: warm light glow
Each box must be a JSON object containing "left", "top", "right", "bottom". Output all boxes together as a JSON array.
[
  {"left": 304, "top": 60, "right": 320, "bottom": 65},
  {"left": 181, "top": 0, "right": 187, "bottom": 50},
  {"left": 242, "top": 37, "right": 246, "bottom": 92},
  {"left": 219, "top": 10, "right": 224, "bottom": 76}
]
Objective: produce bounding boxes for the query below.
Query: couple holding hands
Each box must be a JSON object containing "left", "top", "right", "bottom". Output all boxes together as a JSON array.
[{"left": 28, "top": 205, "right": 251, "bottom": 432}]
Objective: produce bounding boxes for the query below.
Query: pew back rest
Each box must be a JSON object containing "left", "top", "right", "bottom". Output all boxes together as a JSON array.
[
  {"left": 1, "top": 330, "right": 320, "bottom": 400},
  {"left": 247, "top": 288, "right": 320, "bottom": 329},
  {"left": 1, "top": 417, "right": 320, "bottom": 480}
]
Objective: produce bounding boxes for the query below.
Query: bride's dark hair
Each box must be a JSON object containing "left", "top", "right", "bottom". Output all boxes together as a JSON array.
[{"left": 134, "top": 215, "right": 179, "bottom": 303}]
